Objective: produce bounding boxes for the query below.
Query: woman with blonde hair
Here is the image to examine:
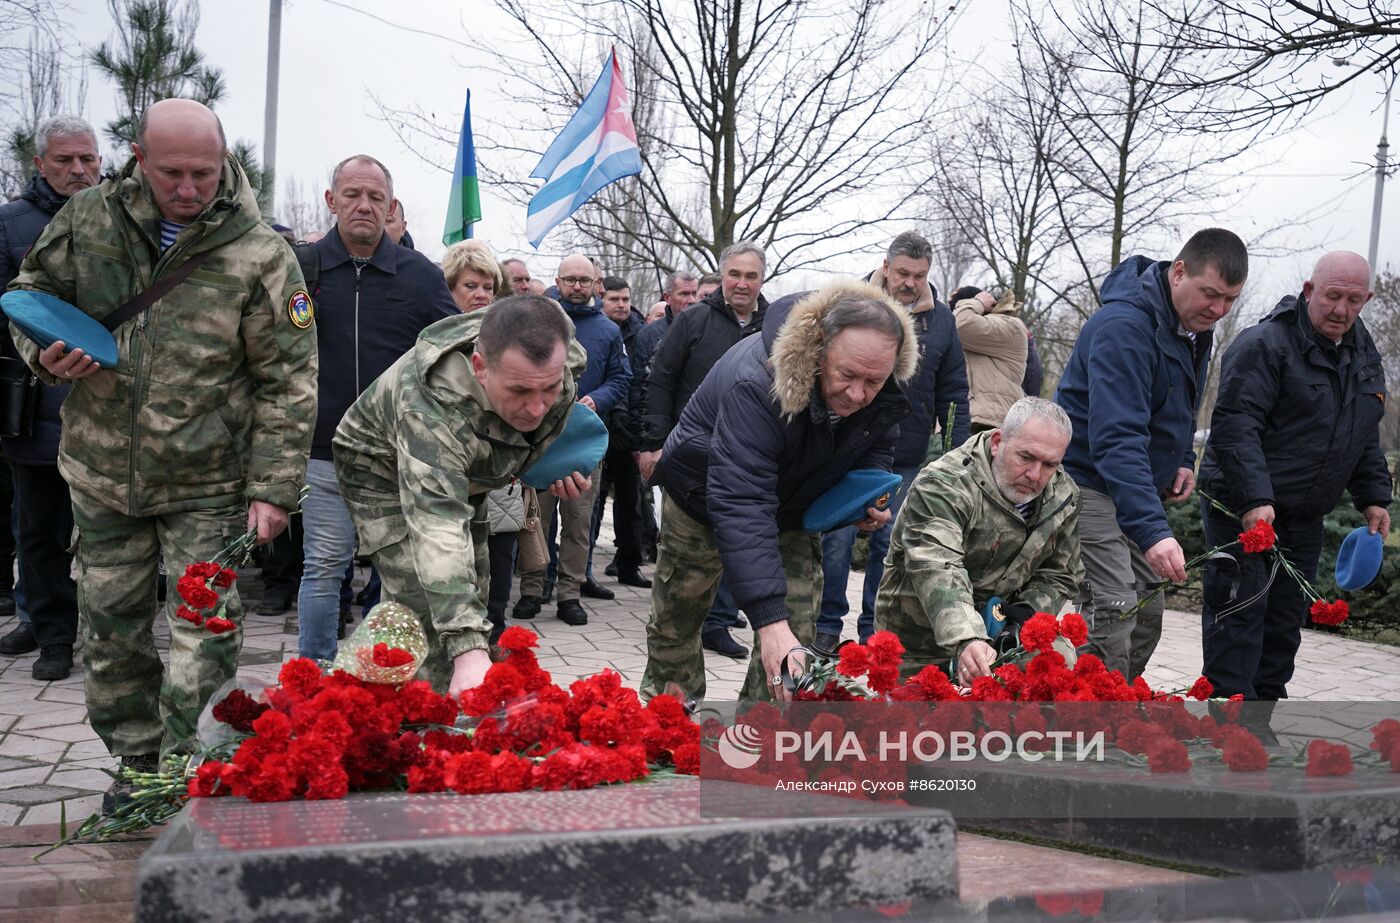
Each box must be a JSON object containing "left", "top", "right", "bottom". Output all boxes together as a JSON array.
[{"left": 442, "top": 239, "right": 504, "bottom": 312}]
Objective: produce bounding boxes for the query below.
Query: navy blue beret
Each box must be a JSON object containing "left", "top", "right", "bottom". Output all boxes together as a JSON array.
[
  {"left": 1, "top": 291, "right": 119, "bottom": 368},
  {"left": 519, "top": 402, "right": 609, "bottom": 489},
  {"left": 803, "top": 469, "right": 904, "bottom": 533},
  {"left": 1336, "top": 525, "right": 1384, "bottom": 591}
]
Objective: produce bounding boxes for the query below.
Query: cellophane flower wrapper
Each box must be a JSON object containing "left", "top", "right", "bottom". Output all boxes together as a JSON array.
[{"left": 331, "top": 601, "right": 428, "bottom": 684}]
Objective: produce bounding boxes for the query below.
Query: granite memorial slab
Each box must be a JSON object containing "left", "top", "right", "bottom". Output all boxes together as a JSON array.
[{"left": 138, "top": 778, "right": 957, "bottom": 922}]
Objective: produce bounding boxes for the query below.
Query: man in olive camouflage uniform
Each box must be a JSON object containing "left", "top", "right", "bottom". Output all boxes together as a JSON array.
[
  {"left": 877, "top": 398, "right": 1083, "bottom": 681},
  {"left": 333, "top": 296, "right": 587, "bottom": 694},
  {"left": 7, "top": 100, "right": 317, "bottom": 779}
]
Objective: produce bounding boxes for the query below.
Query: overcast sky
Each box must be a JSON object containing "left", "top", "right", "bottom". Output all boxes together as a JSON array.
[{"left": 58, "top": 0, "right": 1400, "bottom": 313}]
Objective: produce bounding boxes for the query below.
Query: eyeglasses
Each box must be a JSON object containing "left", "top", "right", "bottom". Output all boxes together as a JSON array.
[{"left": 559, "top": 276, "right": 594, "bottom": 287}]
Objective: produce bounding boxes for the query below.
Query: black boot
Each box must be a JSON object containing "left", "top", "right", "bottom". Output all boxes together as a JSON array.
[{"left": 0, "top": 622, "right": 36, "bottom": 655}]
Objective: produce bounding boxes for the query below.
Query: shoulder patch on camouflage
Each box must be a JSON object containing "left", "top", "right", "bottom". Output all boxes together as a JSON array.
[{"left": 288, "top": 290, "right": 314, "bottom": 329}]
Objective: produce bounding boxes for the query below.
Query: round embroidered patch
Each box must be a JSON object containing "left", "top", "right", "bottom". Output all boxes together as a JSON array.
[{"left": 287, "top": 290, "right": 314, "bottom": 329}]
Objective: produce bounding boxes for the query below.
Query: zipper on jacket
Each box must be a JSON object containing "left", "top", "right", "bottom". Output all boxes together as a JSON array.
[{"left": 354, "top": 262, "right": 364, "bottom": 394}]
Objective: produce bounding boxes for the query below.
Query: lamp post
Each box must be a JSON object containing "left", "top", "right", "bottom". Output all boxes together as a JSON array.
[
  {"left": 262, "top": 0, "right": 283, "bottom": 218},
  {"left": 1366, "top": 73, "right": 1397, "bottom": 268}
]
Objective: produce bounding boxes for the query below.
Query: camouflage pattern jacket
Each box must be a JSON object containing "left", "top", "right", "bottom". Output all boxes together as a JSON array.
[
  {"left": 876, "top": 431, "right": 1084, "bottom": 666},
  {"left": 333, "top": 312, "right": 585, "bottom": 658},
  {"left": 8, "top": 155, "right": 317, "bottom": 516}
]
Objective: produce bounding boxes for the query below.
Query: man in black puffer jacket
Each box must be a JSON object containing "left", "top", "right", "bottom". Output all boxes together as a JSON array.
[
  {"left": 1198, "top": 251, "right": 1391, "bottom": 701},
  {"left": 642, "top": 279, "right": 916, "bottom": 703},
  {"left": 0, "top": 116, "right": 102, "bottom": 679}
]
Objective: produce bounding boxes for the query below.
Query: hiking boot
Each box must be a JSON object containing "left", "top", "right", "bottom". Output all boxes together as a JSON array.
[
  {"left": 557, "top": 599, "right": 589, "bottom": 626},
  {"left": 0, "top": 622, "right": 36, "bottom": 655},
  {"left": 102, "top": 754, "right": 160, "bottom": 816},
  {"left": 255, "top": 592, "right": 292, "bottom": 617},
  {"left": 702, "top": 627, "right": 749, "bottom": 659},
  {"left": 32, "top": 646, "right": 73, "bottom": 681},
  {"left": 513, "top": 596, "right": 542, "bottom": 620}
]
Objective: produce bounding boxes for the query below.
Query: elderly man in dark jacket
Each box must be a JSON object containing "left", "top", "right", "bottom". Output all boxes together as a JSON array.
[
  {"left": 294, "top": 154, "right": 458, "bottom": 662},
  {"left": 1199, "top": 251, "right": 1390, "bottom": 701},
  {"left": 0, "top": 115, "right": 101, "bottom": 679},
  {"left": 815, "top": 230, "right": 970, "bottom": 654},
  {"left": 642, "top": 279, "right": 916, "bottom": 703},
  {"left": 640, "top": 244, "right": 770, "bottom": 659},
  {"left": 1055, "top": 228, "right": 1248, "bottom": 680}
]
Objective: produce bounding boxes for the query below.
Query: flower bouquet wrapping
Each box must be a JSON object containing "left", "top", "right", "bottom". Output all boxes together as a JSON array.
[{"left": 330, "top": 600, "right": 427, "bottom": 684}]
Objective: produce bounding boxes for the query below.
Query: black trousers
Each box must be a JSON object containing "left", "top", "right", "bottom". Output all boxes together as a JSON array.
[
  {"left": 13, "top": 463, "right": 76, "bottom": 648},
  {"left": 260, "top": 514, "right": 303, "bottom": 599},
  {"left": 596, "top": 443, "right": 645, "bottom": 571},
  {"left": 0, "top": 462, "right": 15, "bottom": 594},
  {"left": 1200, "top": 501, "right": 1324, "bottom": 701},
  {"left": 486, "top": 532, "right": 515, "bottom": 645}
]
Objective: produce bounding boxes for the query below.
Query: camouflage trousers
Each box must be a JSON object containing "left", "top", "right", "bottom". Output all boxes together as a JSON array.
[
  {"left": 641, "top": 495, "right": 820, "bottom": 703},
  {"left": 70, "top": 490, "right": 247, "bottom": 758},
  {"left": 344, "top": 496, "right": 491, "bottom": 694}
]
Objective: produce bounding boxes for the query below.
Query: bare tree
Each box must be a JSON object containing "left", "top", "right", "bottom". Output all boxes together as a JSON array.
[
  {"left": 378, "top": 0, "right": 958, "bottom": 278},
  {"left": 278, "top": 174, "right": 331, "bottom": 240},
  {"left": 0, "top": 32, "right": 88, "bottom": 197},
  {"left": 1141, "top": 0, "right": 1400, "bottom": 127}
]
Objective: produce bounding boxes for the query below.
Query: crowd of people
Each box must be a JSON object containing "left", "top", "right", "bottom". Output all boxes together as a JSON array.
[{"left": 0, "top": 101, "right": 1391, "bottom": 814}]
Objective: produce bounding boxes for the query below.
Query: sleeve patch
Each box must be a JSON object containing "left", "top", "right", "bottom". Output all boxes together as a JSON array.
[{"left": 288, "top": 290, "right": 315, "bottom": 329}]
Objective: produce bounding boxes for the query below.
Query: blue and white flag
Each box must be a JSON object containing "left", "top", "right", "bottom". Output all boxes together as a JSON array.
[{"left": 526, "top": 48, "right": 642, "bottom": 248}]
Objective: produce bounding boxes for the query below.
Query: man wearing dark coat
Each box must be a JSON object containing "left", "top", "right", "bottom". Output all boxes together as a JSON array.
[{"left": 1198, "top": 251, "right": 1391, "bottom": 700}]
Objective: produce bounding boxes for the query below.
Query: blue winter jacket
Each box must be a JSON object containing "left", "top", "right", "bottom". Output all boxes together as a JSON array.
[
  {"left": 891, "top": 287, "right": 971, "bottom": 465},
  {"left": 1054, "top": 256, "right": 1211, "bottom": 552},
  {"left": 545, "top": 286, "right": 631, "bottom": 417}
]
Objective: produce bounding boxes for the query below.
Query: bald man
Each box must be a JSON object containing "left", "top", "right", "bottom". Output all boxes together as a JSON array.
[
  {"left": 1198, "top": 251, "right": 1390, "bottom": 703},
  {"left": 8, "top": 98, "right": 317, "bottom": 805}
]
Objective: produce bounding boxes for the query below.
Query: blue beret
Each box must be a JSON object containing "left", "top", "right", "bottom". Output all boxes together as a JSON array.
[
  {"left": 519, "top": 402, "right": 609, "bottom": 489},
  {"left": 982, "top": 596, "right": 1007, "bottom": 639},
  {"left": 1336, "top": 525, "right": 1384, "bottom": 591},
  {"left": 1, "top": 291, "right": 119, "bottom": 369},
  {"left": 803, "top": 469, "right": 904, "bottom": 533}
]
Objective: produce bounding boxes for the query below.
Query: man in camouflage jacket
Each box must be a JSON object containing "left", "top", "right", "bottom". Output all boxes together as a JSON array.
[
  {"left": 7, "top": 100, "right": 317, "bottom": 779},
  {"left": 333, "top": 296, "right": 587, "bottom": 694},
  {"left": 876, "top": 398, "right": 1083, "bottom": 680}
]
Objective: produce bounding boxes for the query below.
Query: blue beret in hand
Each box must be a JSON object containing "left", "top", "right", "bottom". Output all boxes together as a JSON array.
[
  {"left": 1335, "top": 525, "right": 1384, "bottom": 591},
  {"left": 803, "top": 469, "right": 904, "bottom": 533},
  {"left": 519, "top": 402, "right": 609, "bottom": 489},
  {"left": 1, "top": 291, "right": 119, "bottom": 369}
]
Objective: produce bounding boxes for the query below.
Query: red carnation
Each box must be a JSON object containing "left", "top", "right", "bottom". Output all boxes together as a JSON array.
[
  {"left": 371, "top": 643, "right": 414, "bottom": 668},
  {"left": 205, "top": 617, "right": 237, "bottom": 635},
  {"left": 214, "top": 567, "right": 237, "bottom": 589},
  {"left": 1219, "top": 727, "right": 1269, "bottom": 772},
  {"left": 1370, "top": 719, "right": 1400, "bottom": 755},
  {"left": 184, "top": 561, "right": 221, "bottom": 580},
  {"left": 1058, "top": 612, "right": 1088, "bottom": 647},
  {"left": 1239, "top": 520, "right": 1277, "bottom": 553},
  {"left": 212, "top": 688, "right": 269, "bottom": 733},
  {"left": 175, "top": 605, "right": 204, "bottom": 627},
  {"left": 1019, "top": 613, "right": 1059, "bottom": 653},
  {"left": 187, "top": 760, "right": 228, "bottom": 798},
  {"left": 1187, "top": 676, "right": 1213, "bottom": 701},
  {"left": 836, "top": 643, "right": 871, "bottom": 678},
  {"left": 1309, "top": 599, "right": 1350, "bottom": 627},
  {"left": 497, "top": 626, "right": 540, "bottom": 652},
  {"left": 1306, "top": 739, "right": 1354, "bottom": 777},
  {"left": 1145, "top": 736, "right": 1191, "bottom": 773},
  {"left": 176, "top": 575, "right": 219, "bottom": 611}
]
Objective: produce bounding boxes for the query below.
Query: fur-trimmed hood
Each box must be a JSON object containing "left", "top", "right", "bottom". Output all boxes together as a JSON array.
[{"left": 766, "top": 279, "right": 920, "bottom": 419}]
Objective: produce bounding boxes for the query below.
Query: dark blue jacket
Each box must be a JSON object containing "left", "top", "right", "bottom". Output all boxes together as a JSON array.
[
  {"left": 0, "top": 175, "right": 72, "bottom": 465},
  {"left": 655, "top": 289, "right": 913, "bottom": 628},
  {"left": 1200, "top": 295, "right": 1390, "bottom": 521},
  {"left": 302, "top": 227, "right": 458, "bottom": 460},
  {"left": 545, "top": 286, "right": 630, "bottom": 418},
  {"left": 888, "top": 284, "right": 971, "bottom": 466},
  {"left": 1055, "top": 256, "right": 1211, "bottom": 552},
  {"left": 609, "top": 307, "right": 648, "bottom": 448}
]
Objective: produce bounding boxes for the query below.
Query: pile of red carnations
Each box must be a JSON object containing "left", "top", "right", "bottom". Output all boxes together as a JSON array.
[
  {"left": 786, "top": 617, "right": 1395, "bottom": 778},
  {"left": 189, "top": 626, "right": 700, "bottom": 803}
]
